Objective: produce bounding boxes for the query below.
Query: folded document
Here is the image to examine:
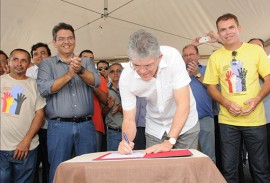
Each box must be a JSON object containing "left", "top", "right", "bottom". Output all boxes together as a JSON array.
[{"left": 94, "top": 149, "right": 192, "bottom": 160}]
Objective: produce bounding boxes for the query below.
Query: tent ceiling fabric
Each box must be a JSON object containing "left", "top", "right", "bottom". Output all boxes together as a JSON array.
[{"left": 1, "top": 0, "right": 270, "bottom": 60}]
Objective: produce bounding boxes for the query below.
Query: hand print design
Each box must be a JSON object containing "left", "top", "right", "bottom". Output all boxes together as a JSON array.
[
  {"left": 15, "top": 93, "right": 27, "bottom": 115},
  {"left": 225, "top": 71, "right": 234, "bottom": 93},
  {"left": 9, "top": 84, "right": 25, "bottom": 114},
  {"left": 1, "top": 84, "right": 27, "bottom": 115},
  {"left": 237, "top": 68, "right": 248, "bottom": 91},
  {"left": 227, "top": 60, "right": 248, "bottom": 94},
  {"left": 1, "top": 92, "right": 14, "bottom": 112},
  {"left": 230, "top": 60, "right": 243, "bottom": 92}
]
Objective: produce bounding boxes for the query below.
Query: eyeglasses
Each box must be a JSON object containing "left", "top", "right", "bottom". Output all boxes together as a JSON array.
[
  {"left": 56, "top": 36, "right": 75, "bottom": 42},
  {"left": 130, "top": 61, "right": 156, "bottom": 71},
  {"left": 97, "top": 66, "right": 109, "bottom": 71},
  {"left": 33, "top": 51, "right": 47, "bottom": 56},
  {"left": 109, "top": 69, "right": 122, "bottom": 74},
  {"left": 183, "top": 53, "right": 196, "bottom": 58}
]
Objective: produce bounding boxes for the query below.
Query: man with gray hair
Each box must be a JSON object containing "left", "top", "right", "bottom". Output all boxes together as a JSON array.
[{"left": 118, "top": 30, "right": 199, "bottom": 154}]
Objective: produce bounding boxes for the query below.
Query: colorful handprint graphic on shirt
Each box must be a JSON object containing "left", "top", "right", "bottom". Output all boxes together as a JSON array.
[
  {"left": 226, "top": 60, "right": 248, "bottom": 94},
  {"left": 14, "top": 93, "right": 27, "bottom": 115},
  {"left": 1, "top": 84, "right": 27, "bottom": 115},
  {"left": 9, "top": 84, "right": 25, "bottom": 114},
  {"left": 237, "top": 68, "right": 248, "bottom": 92},
  {"left": 1, "top": 92, "right": 14, "bottom": 112},
  {"left": 225, "top": 71, "right": 234, "bottom": 93},
  {"left": 225, "top": 71, "right": 237, "bottom": 93},
  {"left": 230, "top": 60, "right": 243, "bottom": 92}
]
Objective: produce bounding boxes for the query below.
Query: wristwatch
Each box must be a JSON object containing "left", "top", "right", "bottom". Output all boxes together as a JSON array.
[
  {"left": 195, "top": 72, "right": 201, "bottom": 78},
  {"left": 165, "top": 137, "right": 176, "bottom": 145},
  {"left": 77, "top": 66, "right": 85, "bottom": 75}
]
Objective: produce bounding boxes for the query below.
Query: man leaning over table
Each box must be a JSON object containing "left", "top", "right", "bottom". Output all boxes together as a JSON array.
[
  {"left": 118, "top": 30, "right": 199, "bottom": 155},
  {"left": 37, "top": 22, "right": 100, "bottom": 183}
]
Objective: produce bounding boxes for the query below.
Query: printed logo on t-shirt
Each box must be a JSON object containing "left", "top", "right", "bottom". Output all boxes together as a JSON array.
[
  {"left": 1, "top": 84, "right": 27, "bottom": 115},
  {"left": 224, "top": 60, "right": 248, "bottom": 94}
]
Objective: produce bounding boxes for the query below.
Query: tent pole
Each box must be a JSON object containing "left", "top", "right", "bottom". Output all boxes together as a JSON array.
[{"left": 104, "top": 0, "right": 108, "bottom": 18}]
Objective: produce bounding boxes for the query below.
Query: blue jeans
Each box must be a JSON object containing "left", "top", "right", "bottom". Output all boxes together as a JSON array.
[
  {"left": 47, "top": 120, "right": 97, "bottom": 183},
  {"left": 0, "top": 148, "right": 37, "bottom": 183},
  {"left": 107, "top": 129, "right": 122, "bottom": 151},
  {"left": 199, "top": 116, "right": 216, "bottom": 163},
  {"left": 219, "top": 124, "right": 270, "bottom": 183}
]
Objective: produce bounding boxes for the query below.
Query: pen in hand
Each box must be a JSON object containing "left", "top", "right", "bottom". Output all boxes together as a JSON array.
[{"left": 123, "top": 132, "right": 133, "bottom": 154}]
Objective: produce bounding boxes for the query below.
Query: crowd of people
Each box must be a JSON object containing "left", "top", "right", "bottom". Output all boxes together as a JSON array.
[{"left": 1, "top": 13, "right": 270, "bottom": 183}]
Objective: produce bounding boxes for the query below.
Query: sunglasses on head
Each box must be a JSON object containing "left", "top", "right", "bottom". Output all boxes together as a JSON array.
[
  {"left": 97, "top": 66, "right": 109, "bottom": 71},
  {"left": 232, "top": 51, "right": 237, "bottom": 58},
  {"left": 231, "top": 51, "right": 238, "bottom": 65}
]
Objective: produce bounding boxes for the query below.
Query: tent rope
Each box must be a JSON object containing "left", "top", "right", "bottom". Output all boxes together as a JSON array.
[
  {"left": 109, "top": 0, "right": 134, "bottom": 15},
  {"left": 60, "top": 0, "right": 219, "bottom": 49},
  {"left": 60, "top": 0, "right": 102, "bottom": 15}
]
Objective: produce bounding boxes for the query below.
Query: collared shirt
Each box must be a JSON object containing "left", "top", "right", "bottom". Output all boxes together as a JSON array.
[
  {"left": 26, "top": 65, "right": 39, "bottom": 79},
  {"left": 189, "top": 64, "right": 213, "bottom": 119},
  {"left": 37, "top": 55, "right": 100, "bottom": 119},
  {"left": 26, "top": 64, "right": 48, "bottom": 129},
  {"left": 119, "top": 46, "right": 198, "bottom": 139},
  {"left": 135, "top": 97, "right": 147, "bottom": 127},
  {"left": 105, "top": 83, "right": 123, "bottom": 129}
]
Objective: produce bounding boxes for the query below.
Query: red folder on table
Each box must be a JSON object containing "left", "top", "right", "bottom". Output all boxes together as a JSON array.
[
  {"left": 144, "top": 149, "right": 192, "bottom": 158},
  {"left": 94, "top": 149, "right": 192, "bottom": 161}
]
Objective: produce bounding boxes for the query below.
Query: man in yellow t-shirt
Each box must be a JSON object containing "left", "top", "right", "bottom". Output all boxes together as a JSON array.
[{"left": 204, "top": 13, "right": 270, "bottom": 182}]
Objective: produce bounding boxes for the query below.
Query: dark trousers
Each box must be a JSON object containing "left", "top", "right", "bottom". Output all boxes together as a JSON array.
[
  {"left": 239, "top": 123, "right": 270, "bottom": 182},
  {"left": 238, "top": 137, "right": 245, "bottom": 183},
  {"left": 214, "top": 115, "right": 222, "bottom": 171},
  {"left": 267, "top": 123, "right": 270, "bottom": 170},
  {"left": 220, "top": 124, "right": 270, "bottom": 183},
  {"left": 34, "top": 129, "right": 49, "bottom": 183},
  {"left": 133, "top": 127, "right": 146, "bottom": 150}
]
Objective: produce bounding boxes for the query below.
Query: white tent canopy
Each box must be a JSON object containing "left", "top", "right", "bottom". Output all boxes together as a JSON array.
[{"left": 1, "top": 0, "right": 270, "bottom": 61}]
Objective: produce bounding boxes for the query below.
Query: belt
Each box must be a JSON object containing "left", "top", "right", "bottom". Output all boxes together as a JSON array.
[
  {"left": 108, "top": 126, "right": 122, "bottom": 132},
  {"left": 51, "top": 116, "right": 92, "bottom": 123}
]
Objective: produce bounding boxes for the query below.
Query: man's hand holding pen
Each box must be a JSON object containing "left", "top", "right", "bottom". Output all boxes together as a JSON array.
[{"left": 118, "top": 133, "right": 134, "bottom": 155}]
